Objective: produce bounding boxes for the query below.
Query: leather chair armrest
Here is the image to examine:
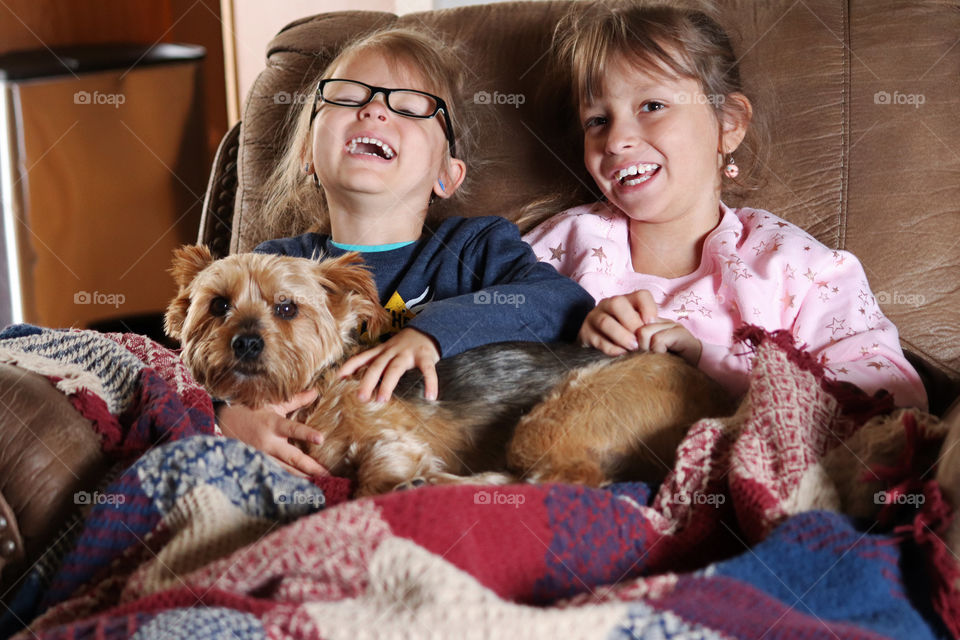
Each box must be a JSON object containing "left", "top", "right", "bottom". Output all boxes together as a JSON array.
[
  {"left": 0, "top": 363, "right": 108, "bottom": 598},
  {"left": 198, "top": 121, "right": 241, "bottom": 258}
]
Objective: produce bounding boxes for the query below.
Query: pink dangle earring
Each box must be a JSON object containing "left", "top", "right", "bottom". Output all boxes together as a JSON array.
[{"left": 723, "top": 154, "right": 739, "bottom": 179}]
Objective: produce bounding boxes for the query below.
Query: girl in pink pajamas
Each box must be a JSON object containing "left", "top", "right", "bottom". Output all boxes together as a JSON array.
[{"left": 524, "top": 3, "right": 926, "bottom": 409}]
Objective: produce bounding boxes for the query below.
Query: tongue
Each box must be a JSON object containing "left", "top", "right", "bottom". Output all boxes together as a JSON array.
[{"left": 354, "top": 142, "right": 386, "bottom": 158}]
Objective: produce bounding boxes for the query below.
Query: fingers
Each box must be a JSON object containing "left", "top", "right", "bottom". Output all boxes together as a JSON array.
[
  {"left": 626, "top": 289, "right": 659, "bottom": 324},
  {"left": 279, "top": 420, "right": 324, "bottom": 446},
  {"left": 273, "top": 388, "right": 319, "bottom": 416},
  {"left": 578, "top": 323, "right": 628, "bottom": 356},
  {"left": 341, "top": 329, "right": 440, "bottom": 402},
  {"left": 339, "top": 346, "right": 383, "bottom": 378},
  {"left": 420, "top": 360, "right": 439, "bottom": 402},
  {"left": 636, "top": 320, "right": 703, "bottom": 366},
  {"left": 274, "top": 445, "right": 328, "bottom": 477},
  {"left": 372, "top": 358, "right": 410, "bottom": 402},
  {"left": 579, "top": 293, "right": 650, "bottom": 353}
]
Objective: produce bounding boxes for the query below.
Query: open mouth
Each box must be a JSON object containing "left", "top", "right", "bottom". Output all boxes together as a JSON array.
[
  {"left": 346, "top": 136, "right": 396, "bottom": 160},
  {"left": 614, "top": 163, "right": 660, "bottom": 186}
]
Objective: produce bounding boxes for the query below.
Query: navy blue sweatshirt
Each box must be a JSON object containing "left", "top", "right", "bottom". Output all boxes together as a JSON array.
[{"left": 255, "top": 216, "right": 595, "bottom": 357}]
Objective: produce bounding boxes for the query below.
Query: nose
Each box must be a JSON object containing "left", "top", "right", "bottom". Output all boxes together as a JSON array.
[
  {"left": 231, "top": 333, "right": 264, "bottom": 361},
  {"left": 604, "top": 118, "right": 640, "bottom": 155},
  {"left": 358, "top": 92, "right": 389, "bottom": 122}
]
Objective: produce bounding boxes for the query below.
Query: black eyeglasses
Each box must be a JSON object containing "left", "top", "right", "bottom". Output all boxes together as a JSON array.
[{"left": 313, "top": 78, "right": 457, "bottom": 157}]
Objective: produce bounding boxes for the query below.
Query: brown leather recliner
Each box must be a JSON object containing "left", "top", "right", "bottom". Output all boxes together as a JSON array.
[{"left": 2, "top": 0, "right": 960, "bottom": 600}]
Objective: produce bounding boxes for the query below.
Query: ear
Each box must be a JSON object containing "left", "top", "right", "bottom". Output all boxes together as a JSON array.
[
  {"left": 165, "top": 245, "right": 214, "bottom": 340},
  {"left": 432, "top": 157, "right": 467, "bottom": 200},
  {"left": 169, "top": 244, "right": 214, "bottom": 289},
  {"left": 719, "top": 92, "right": 753, "bottom": 155},
  {"left": 316, "top": 252, "right": 389, "bottom": 339}
]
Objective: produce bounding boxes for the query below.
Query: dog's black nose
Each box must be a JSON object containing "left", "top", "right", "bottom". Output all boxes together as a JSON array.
[{"left": 231, "top": 333, "right": 264, "bottom": 361}]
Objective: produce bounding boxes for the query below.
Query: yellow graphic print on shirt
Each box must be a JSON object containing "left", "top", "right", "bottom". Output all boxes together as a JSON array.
[{"left": 357, "top": 288, "right": 425, "bottom": 345}]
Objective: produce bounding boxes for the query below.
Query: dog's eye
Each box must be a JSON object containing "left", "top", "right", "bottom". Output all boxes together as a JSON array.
[
  {"left": 209, "top": 296, "right": 230, "bottom": 317},
  {"left": 274, "top": 301, "right": 298, "bottom": 320}
]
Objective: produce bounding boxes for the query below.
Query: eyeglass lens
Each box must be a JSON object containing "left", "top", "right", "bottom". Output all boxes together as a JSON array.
[{"left": 322, "top": 80, "right": 438, "bottom": 117}]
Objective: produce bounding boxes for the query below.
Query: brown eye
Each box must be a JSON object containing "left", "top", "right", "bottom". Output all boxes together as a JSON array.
[
  {"left": 274, "top": 301, "right": 298, "bottom": 319},
  {"left": 209, "top": 296, "right": 230, "bottom": 317}
]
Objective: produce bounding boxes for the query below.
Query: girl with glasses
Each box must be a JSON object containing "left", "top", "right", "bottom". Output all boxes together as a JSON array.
[{"left": 218, "top": 27, "right": 595, "bottom": 476}]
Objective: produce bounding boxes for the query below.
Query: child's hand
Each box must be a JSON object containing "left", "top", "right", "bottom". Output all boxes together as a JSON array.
[
  {"left": 580, "top": 290, "right": 702, "bottom": 365},
  {"left": 579, "top": 290, "right": 659, "bottom": 355},
  {"left": 339, "top": 328, "right": 440, "bottom": 402},
  {"left": 217, "top": 389, "right": 329, "bottom": 477},
  {"left": 636, "top": 319, "right": 703, "bottom": 366}
]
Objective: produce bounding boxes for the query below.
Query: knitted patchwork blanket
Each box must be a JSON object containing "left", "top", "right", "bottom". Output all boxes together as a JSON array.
[{"left": 3, "top": 325, "right": 958, "bottom": 639}]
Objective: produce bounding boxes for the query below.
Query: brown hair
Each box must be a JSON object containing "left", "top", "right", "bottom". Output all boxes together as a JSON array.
[
  {"left": 260, "top": 26, "right": 478, "bottom": 240},
  {"left": 520, "top": 0, "right": 767, "bottom": 230}
]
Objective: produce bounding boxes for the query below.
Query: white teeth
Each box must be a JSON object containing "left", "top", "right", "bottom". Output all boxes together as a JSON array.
[
  {"left": 347, "top": 136, "right": 395, "bottom": 159},
  {"left": 615, "top": 163, "right": 659, "bottom": 181},
  {"left": 623, "top": 174, "right": 654, "bottom": 186}
]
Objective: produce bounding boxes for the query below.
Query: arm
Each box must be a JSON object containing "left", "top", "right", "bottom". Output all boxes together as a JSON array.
[
  {"left": 409, "top": 218, "right": 595, "bottom": 357},
  {"left": 790, "top": 252, "right": 927, "bottom": 409}
]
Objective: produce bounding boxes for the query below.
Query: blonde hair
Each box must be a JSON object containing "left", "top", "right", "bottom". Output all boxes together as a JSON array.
[
  {"left": 261, "top": 26, "right": 476, "bottom": 239},
  {"left": 520, "top": 0, "right": 767, "bottom": 230}
]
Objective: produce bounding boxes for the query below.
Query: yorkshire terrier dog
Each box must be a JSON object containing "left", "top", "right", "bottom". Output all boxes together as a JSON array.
[{"left": 165, "top": 245, "right": 735, "bottom": 496}]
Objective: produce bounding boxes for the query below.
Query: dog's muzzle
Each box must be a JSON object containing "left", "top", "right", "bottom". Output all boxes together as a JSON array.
[{"left": 231, "top": 333, "right": 264, "bottom": 361}]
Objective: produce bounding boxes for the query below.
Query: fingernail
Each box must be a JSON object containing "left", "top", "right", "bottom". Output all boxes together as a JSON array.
[
  {"left": 629, "top": 341, "right": 639, "bottom": 350},
  {"left": 426, "top": 392, "right": 437, "bottom": 401},
  {"left": 312, "top": 435, "right": 323, "bottom": 444}
]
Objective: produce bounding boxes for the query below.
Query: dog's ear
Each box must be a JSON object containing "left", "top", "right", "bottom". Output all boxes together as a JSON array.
[
  {"left": 165, "top": 245, "right": 214, "bottom": 340},
  {"left": 169, "top": 245, "right": 215, "bottom": 289},
  {"left": 317, "top": 252, "right": 390, "bottom": 338}
]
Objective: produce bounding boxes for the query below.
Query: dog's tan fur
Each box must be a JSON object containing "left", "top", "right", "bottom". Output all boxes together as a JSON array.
[{"left": 166, "top": 246, "right": 734, "bottom": 496}]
